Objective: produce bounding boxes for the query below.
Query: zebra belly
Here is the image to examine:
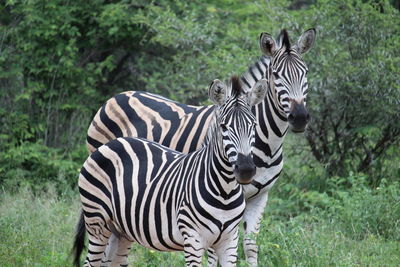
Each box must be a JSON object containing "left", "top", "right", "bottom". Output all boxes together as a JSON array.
[
  {"left": 112, "top": 198, "right": 185, "bottom": 252},
  {"left": 112, "top": 195, "right": 245, "bottom": 252}
]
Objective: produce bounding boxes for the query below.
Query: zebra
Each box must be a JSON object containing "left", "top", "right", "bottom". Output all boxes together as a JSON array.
[
  {"left": 73, "top": 76, "right": 268, "bottom": 267},
  {"left": 84, "top": 29, "right": 316, "bottom": 266}
]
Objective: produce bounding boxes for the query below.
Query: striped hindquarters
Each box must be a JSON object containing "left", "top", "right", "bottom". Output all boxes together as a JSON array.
[
  {"left": 79, "top": 137, "right": 185, "bottom": 252},
  {"left": 86, "top": 91, "right": 215, "bottom": 154}
]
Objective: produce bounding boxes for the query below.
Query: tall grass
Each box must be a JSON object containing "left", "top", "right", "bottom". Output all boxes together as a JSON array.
[
  {"left": 1, "top": 179, "right": 399, "bottom": 266},
  {"left": 0, "top": 187, "right": 80, "bottom": 267}
]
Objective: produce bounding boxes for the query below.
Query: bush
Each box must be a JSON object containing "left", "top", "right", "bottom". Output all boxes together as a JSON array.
[
  {"left": 0, "top": 142, "right": 84, "bottom": 193},
  {"left": 1, "top": 0, "right": 398, "bottom": 193},
  {"left": 270, "top": 172, "right": 400, "bottom": 241},
  {"left": 299, "top": 0, "right": 399, "bottom": 179}
]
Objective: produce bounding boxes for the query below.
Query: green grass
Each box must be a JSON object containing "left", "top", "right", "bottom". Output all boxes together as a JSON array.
[
  {"left": 253, "top": 217, "right": 400, "bottom": 267},
  {"left": 0, "top": 187, "right": 80, "bottom": 267},
  {"left": 0, "top": 182, "right": 399, "bottom": 267}
]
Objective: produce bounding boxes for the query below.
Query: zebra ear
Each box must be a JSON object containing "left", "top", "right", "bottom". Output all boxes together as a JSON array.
[
  {"left": 295, "top": 28, "right": 316, "bottom": 54},
  {"left": 209, "top": 79, "right": 228, "bottom": 106},
  {"left": 248, "top": 79, "right": 268, "bottom": 106},
  {"left": 259, "top": 32, "right": 277, "bottom": 57}
]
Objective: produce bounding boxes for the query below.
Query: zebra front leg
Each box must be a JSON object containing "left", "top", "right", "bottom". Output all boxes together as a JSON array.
[
  {"left": 214, "top": 227, "right": 239, "bottom": 267},
  {"left": 242, "top": 191, "right": 269, "bottom": 266},
  {"left": 207, "top": 247, "right": 218, "bottom": 267},
  {"left": 183, "top": 234, "right": 205, "bottom": 267}
]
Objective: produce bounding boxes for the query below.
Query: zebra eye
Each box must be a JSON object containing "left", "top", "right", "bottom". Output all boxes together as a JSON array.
[
  {"left": 273, "top": 72, "right": 279, "bottom": 79},
  {"left": 220, "top": 124, "right": 228, "bottom": 131}
]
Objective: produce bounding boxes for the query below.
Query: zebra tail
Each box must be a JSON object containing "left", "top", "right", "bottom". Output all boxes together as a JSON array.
[{"left": 72, "top": 210, "right": 86, "bottom": 267}]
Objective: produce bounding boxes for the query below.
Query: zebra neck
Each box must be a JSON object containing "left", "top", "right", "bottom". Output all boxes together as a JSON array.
[
  {"left": 240, "top": 55, "right": 270, "bottom": 93},
  {"left": 240, "top": 55, "right": 288, "bottom": 155},
  {"left": 203, "top": 127, "right": 240, "bottom": 196},
  {"left": 252, "top": 88, "right": 288, "bottom": 164}
]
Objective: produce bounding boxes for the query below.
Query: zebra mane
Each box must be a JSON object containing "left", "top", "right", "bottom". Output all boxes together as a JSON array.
[
  {"left": 230, "top": 75, "right": 243, "bottom": 98},
  {"left": 202, "top": 111, "right": 217, "bottom": 146},
  {"left": 279, "top": 29, "right": 291, "bottom": 53}
]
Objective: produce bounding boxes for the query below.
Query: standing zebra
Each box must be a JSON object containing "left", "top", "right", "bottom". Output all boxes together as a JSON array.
[
  {"left": 73, "top": 77, "right": 268, "bottom": 267},
  {"left": 84, "top": 29, "right": 316, "bottom": 266}
]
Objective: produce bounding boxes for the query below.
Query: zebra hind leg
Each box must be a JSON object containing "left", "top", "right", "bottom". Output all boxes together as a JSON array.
[
  {"left": 100, "top": 233, "right": 118, "bottom": 266},
  {"left": 100, "top": 221, "right": 133, "bottom": 267},
  {"left": 207, "top": 248, "right": 218, "bottom": 267},
  {"left": 111, "top": 236, "right": 133, "bottom": 267},
  {"left": 83, "top": 222, "right": 111, "bottom": 267}
]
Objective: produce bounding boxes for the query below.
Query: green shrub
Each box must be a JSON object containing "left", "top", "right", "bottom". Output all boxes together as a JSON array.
[
  {"left": 269, "top": 172, "right": 400, "bottom": 241},
  {"left": 0, "top": 142, "right": 85, "bottom": 193},
  {"left": 1, "top": 0, "right": 399, "bottom": 192},
  {"left": 302, "top": 0, "right": 399, "bottom": 178}
]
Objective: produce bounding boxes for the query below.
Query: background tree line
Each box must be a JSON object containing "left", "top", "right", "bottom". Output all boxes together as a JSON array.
[{"left": 0, "top": 0, "right": 399, "bottom": 191}]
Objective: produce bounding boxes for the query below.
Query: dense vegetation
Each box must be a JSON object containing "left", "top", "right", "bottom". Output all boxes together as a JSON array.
[{"left": 0, "top": 0, "right": 399, "bottom": 266}]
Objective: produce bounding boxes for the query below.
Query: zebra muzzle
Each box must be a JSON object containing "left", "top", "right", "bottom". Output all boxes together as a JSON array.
[
  {"left": 234, "top": 153, "right": 256, "bottom": 184},
  {"left": 288, "top": 100, "right": 310, "bottom": 133}
]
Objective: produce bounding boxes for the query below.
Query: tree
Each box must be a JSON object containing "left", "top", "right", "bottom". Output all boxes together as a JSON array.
[
  {"left": 292, "top": 0, "right": 400, "bottom": 180},
  {"left": 0, "top": 0, "right": 280, "bottom": 188}
]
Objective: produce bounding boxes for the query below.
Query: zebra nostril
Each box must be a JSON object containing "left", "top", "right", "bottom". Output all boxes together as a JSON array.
[{"left": 288, "top": 113, "right": 295, "bottom": 122}]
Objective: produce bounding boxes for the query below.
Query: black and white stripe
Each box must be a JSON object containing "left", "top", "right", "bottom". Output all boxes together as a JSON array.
[
  {"left": 73, "top": 77, "right": 267, "bottom": 267},
  {"left": 86, "top": 91, "right": 215, "bottom": 155},
  {"left": 83, "top": 29, "right": 316, "bottom": 266}
]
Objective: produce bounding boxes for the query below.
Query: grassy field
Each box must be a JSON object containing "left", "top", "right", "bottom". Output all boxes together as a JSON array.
[{"left": 1, "top": 179, "right": 399, "bottom": 267}]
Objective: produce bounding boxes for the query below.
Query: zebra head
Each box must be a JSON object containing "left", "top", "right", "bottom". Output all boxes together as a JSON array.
[
  {"left": 209, "top": 76, "right": 267, "bottom": 184},
  {"left": 260, "top": 28, "right": 316, "bottom": 133}
]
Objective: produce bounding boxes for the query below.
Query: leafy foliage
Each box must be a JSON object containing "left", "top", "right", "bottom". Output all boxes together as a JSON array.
[
  {"left": 0, "top": 1, "right": 399, "bottom": 190},
  {"left": 0, "top": 0, "right": 283, "bottom": 188},
  {"left": 300, "top": 0, "right": 399, "bottom": 178}
]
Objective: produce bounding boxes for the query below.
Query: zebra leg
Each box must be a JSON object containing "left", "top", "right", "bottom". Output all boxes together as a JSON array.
[
  {"left": 242, "top": 191, "right": 269, "bottom": 266},
  {"left": 84, "top": 222, "right": 111, "bottom": 267},
  {"left": 214, "top": 227, "right": 239, "bottom": 267},
  {"left": 111, "top": 236, "right": 133, "bottom": 267},
  {"left": 206, "top": 248, "right": 218, "bottom": 267},
  {"left": 98, "top": 232, "right": 133, "bottom": 267},
  {"left": 183, "top": 234, "right": 205, "bottom": 267},
  {"left": 100, "top": 233, "right": 117, "bottom": 266}
]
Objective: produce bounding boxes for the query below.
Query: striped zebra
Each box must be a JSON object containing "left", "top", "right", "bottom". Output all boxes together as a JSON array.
[
  {"left": 73, "top": 77, "right": 268, "bottom": 267},
  {"left": 84, "top": 29, "right": 316, "bottom": 266}
]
